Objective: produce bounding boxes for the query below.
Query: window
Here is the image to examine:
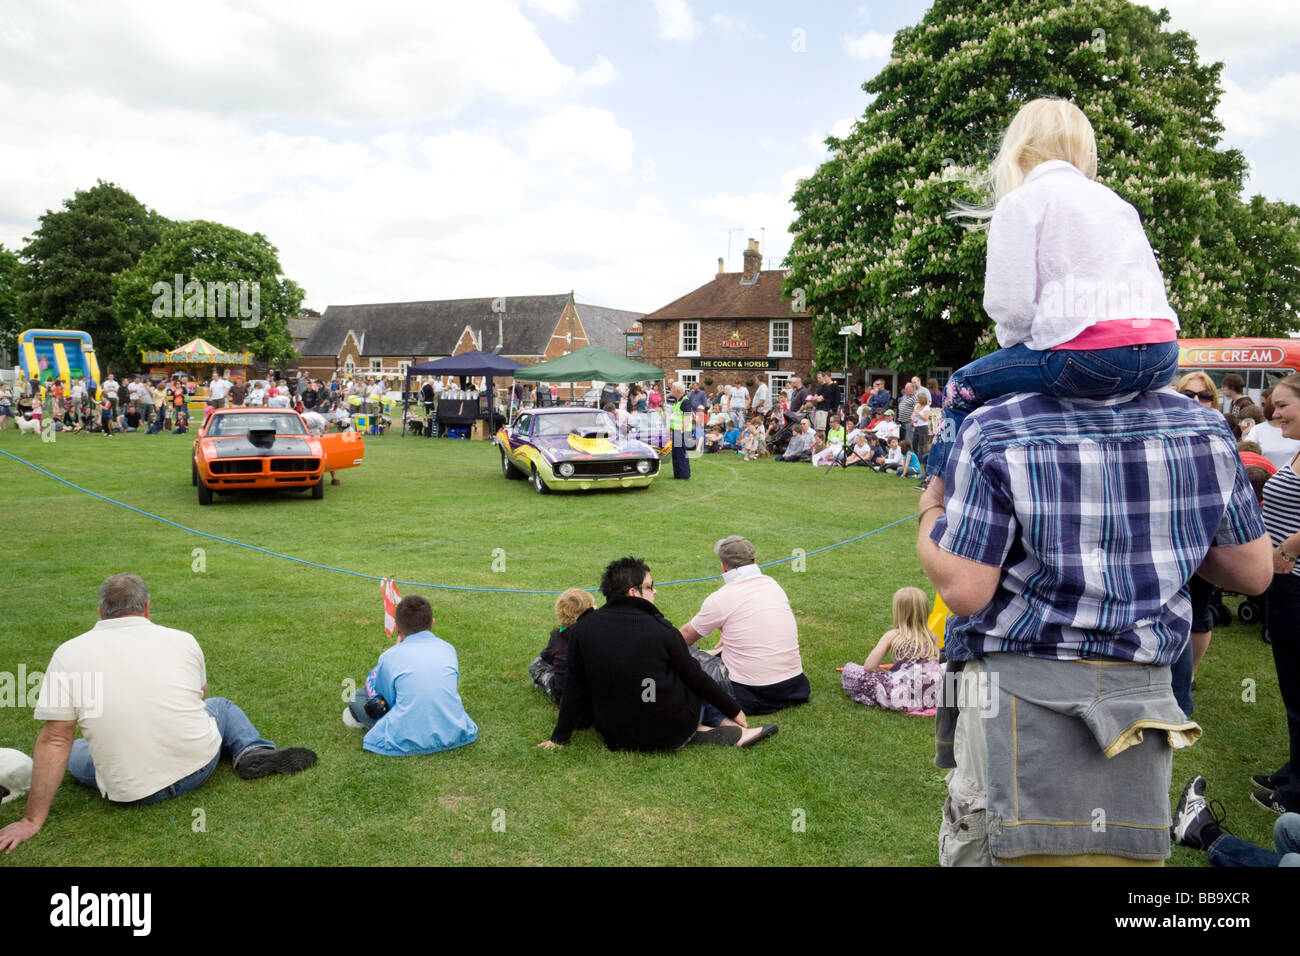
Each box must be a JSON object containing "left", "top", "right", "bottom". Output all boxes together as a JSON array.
[
  {"left": 369, "top": 358, "right": 382, "bottom": 373},
  {"left": 769, "top": 320, "right": 792, "bottom": 356},
  {"left": 344, "top": 359, "right": 355, "bottom": 373},
  {"left": 679, "top": 321, "right": 699, "bottom": 356},
  {"left": 677, "top": 370, "right": 700, "bottom": 387},
  {"left": 768, "top": 372, "right": 790, "bottom": 397},
  {"left": 397, "top": 361, "right": 410, "bottom": 378},
  {"left": 926, "top": 367, "right": 952, "bottom": 389}
]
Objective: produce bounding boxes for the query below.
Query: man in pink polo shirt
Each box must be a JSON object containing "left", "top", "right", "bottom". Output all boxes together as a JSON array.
[{"left": 680, "top": 536, "right": 810, "bottom": 720}]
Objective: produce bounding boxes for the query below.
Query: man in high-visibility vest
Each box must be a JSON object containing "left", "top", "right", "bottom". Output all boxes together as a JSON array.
[{"left": 668, "top": 381, "right": 691, "bottom": 480}]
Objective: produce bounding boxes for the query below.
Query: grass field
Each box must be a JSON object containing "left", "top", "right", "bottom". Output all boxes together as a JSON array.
[{"left": 0, "top": 426, "right": 1289, "bottom": 866}]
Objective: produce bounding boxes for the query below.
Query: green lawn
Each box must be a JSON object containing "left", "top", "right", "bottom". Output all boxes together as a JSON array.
[{"left": 0, "top": 427, "right": 1288, "bottom": 865}]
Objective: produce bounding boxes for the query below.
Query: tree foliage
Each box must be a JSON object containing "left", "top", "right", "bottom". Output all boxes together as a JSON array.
[
  {"left": 17, "top": 180, "right": 167, "bottom": 373},
  {"left": 113, "top": 220, "right": 301, "bottom": 366},
  {"left": 0, "top": 243, "right": 20, "bottom": 363},
  {"left": 784, "top": 0, "right": 1300, "bottom": 374}
]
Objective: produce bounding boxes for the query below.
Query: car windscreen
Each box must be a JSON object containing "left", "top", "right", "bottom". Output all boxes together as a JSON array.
[
  {"left": 532, "top": 411, "right": 618, "bottom": 437},
  {"left": 208, "top": 413, "right": 307, "bottom": 437}
]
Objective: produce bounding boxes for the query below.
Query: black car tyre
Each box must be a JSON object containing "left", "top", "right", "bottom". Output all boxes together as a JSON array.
[
  {"left": 311, "top": 478, "right": 324, "bottom": 499},
  {"left": 531, "top": 466, "right": 549, "bottom": 495},
  {"left": 198, "top": 481, "right": 212, "bottom": 506},
  {"left": 501, "top": 447, "right": 523, "bottom": 479},
  {"left": 192, "top": 460, "right": 198, "bottom": 486}
]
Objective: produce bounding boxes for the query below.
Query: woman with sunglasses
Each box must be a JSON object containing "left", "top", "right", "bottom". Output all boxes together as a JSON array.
[
  {"left": 1175, "top": 372, "right": 1221, "bottom": 411},
  {"left": 1256, "top": 375, "right": 1300, "bottom": 815}
]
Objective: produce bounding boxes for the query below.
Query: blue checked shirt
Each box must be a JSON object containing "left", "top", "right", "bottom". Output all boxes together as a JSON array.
[{"left": 933, "top": 390, "right": 1266, "bottom": 665}]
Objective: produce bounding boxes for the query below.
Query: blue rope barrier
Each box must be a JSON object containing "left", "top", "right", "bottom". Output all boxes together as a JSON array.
[{"left": 2, "top": 448, "right": 919, "bottom": 594}]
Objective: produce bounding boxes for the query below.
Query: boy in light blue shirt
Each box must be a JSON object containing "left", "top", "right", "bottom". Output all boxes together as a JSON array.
[{"left": 342, "top": 595, "right": 477, "bottom": 756}]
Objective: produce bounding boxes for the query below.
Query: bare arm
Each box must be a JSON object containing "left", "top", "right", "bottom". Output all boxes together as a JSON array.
[
  {"left": 916, "top": 479, "right": 1003, "bottom": 617},
  {"left": 679, "top": 623, "right": 703, "bottom": 646},
  {"left": 0, "top": 720, "right": 76, "bottom": 852},
  {"left": 862, "top": 631, "right": 895, "bottom": 672},
  {"left": 1196, "top": 534, "right": 1273, "bottom": 595}
]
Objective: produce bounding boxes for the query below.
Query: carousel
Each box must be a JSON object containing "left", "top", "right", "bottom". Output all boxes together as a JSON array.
[{"left": 141, "top": 338, "right": 254, "bottom": 412}]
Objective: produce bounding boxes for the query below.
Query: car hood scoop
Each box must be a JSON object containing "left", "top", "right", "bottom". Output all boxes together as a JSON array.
[{"left": 215, "top": 434, "right": 312, "bottom": 458}]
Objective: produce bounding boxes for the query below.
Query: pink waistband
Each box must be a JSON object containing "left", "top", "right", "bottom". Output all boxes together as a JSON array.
[{"left": 1050, "top": 319, "right": 1178, "bottom": 350}]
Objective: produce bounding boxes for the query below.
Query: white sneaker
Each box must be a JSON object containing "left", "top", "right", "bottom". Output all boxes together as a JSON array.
[{"left": 341, "top": 706, "right": 366, "bottom": 730}]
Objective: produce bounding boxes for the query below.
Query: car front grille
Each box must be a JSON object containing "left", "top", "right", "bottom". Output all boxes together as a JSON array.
[
  {"left": 211, "top": 460, "right": 263, "bottom": 475},
  {"left": 269, "top": 458, "right": 320, "bottom": 472},
  {"left": 568, "top": 459, "right": 656, "bottom": 478}
]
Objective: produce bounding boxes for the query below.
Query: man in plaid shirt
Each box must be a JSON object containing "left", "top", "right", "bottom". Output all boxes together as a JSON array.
[{"left": 917, "top": 389, "right": 1271, "bottom": 866}]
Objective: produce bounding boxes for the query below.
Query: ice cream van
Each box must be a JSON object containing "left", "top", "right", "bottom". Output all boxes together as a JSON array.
[{"left": 1178, "top": 338, "right": 1300, "bottom": 407}]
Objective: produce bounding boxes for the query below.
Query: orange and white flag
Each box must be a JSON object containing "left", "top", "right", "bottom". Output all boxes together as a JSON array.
[{"left": 382, "top": 578, "right": 402, "bottom": 636}]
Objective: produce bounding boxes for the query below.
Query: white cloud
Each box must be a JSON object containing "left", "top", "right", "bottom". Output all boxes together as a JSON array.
[
  {"left": 691, "top": 166, "right": 813, "bottom": 271},
  {"left": 0, "top": 0, "right": 580, "bottom": 123},
  {"left": 580, "top": 55, "right": 620, "bottom": 87},
  {"left": 1138, "top": 0, "right": 1300, "bottom": 65},
  {"left": 524, "top": 0, "right": 580, "bottom": 18},
  {"left": 523, "top": 107, "right": 636, "bottom": 176},
  {"left": 842, "top": 30, "right": 892, "bottom": 62},
  {"left": 1219, "top": 71, "right": 1300, "bottom": 138},
  {"left": 805, "top": 117, "right": 858, "bottom": 151},
  {"left": 655, "top": 0, "right": 699, "bottom": 41}
]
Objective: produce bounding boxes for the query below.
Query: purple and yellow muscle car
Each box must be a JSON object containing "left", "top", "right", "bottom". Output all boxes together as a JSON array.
[{"left": 495, "top": 407, "right": 660, "bottom": 493}]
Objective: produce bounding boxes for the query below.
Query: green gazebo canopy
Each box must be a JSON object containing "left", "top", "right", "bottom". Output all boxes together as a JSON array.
[{"left": 511, "top": 345, "right": 664, "bottom": 383}]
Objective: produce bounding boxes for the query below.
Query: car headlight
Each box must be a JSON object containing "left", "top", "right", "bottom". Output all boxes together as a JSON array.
[
  {"left": 636, "top": 459, "right": 652, "bottom": 474},
  {"left": 557, "top": 462, "right": 575, "bottom": 478}
]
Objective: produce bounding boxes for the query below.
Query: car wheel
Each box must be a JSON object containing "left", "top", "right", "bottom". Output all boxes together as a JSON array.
[
  {"left": 192, "top": 461, "right": 198, "bottom": 486},
  {"left": 501, "top": 447, "right": 523, "bottom": 479},
  {"left": 531, "top": 466, "right": 549, "bottom": 495},
  {"left": 198, "top": 481, "right": 212, "bottom": 506},
  {"left": 311, "top": 478, "right": 324, "bottom": 499}
]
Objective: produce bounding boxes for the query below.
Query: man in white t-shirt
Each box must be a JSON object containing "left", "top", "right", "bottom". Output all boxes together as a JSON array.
[
  {"left": 102, "top": 374, "right": 120, "bottom": 416},
  {"left": 208, "top": 372, "right": 232, "bottom": 409},
  {"left": 679, "top": 536, "right": 810, "bottom": 720},
  {"left": 0, "top": 574, "right": 317, "bottom": 853}
]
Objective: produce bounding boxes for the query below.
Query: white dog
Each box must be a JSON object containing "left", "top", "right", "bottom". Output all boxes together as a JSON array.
[{"left": 16, "top": 414, "right": 41, "bottom": 435}]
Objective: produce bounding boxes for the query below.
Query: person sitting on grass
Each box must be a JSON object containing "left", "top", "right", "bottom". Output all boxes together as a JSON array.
[
  {"left": 845, "top": 430, "right": 876, "bottom": 467},
  {"left": 342, "top": 595, "right": 478, "bottom": 756},
  {"left": 841, "top": 586, "right": 943, "bottom": 713},
  {"left": 1171, "top": 775, "right": 1300, "bottom": 866},
  {"left": 704, "top": 425, "right": 724, "bottom": 453},
  {"left": 876, "top": 436, "right": 903, "bottom": 473},
  {"left": 777, "top": 418, "right": 815, "bottom": 462},
  {"left": 896, "top": 439, "right": 923, "bottom": 480},
  {"left": 528, "top": 588, "right": 595, "bottom": 705},
  {"left": 539, "top": 557, "right": 777, "bottom": 752},
  {"left": 0, "top": 573, "right": 317, "bottom": 853},
  {"left": 721, "top": 421, "right": 741, "bottom": 451},
  {"left": 172, "top": 409, "right": 189, "bottom": 435}
]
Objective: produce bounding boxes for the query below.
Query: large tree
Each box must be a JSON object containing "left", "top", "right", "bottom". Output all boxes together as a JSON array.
[
  {"left": 113, "top": 219, "right": 301, "bottom": 366},
  {"left": 0, "top": 243, "right": 19, "bottom": 364},
  {"left": 785, "top": 0, "right": 1300, "bottom": 373},
  {"left": 17, "top": 181, "right": 167, "bottom": 373}
]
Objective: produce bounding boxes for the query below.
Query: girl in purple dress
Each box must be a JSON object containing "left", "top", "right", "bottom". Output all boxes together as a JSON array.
[{"left": 841, "top": 587, "right": 942, "bottom": 713}]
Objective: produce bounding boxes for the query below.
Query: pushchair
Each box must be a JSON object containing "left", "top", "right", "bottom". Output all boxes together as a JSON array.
[{"left": 765, "top": 410, "right": 807, "bottom": 457}]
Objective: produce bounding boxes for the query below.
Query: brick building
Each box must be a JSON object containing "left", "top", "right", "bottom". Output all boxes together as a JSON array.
[
  {"left": 641, "top": 239, "right": 813, "bottom": 400},
  {"left": 297, "top": 292, "right": 640, "bottom": 382}
]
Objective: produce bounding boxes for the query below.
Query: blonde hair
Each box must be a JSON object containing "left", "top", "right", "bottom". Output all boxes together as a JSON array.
[
  {"left": 555, "top": 588, "right": 595, "bottom": 628},
  {"left": 1176, "top": 371, "right": 1221, "bottom": 409},
  {"left": 950, "top": 97, "right": 1098, "bottom": 224},
  {"left": 889, "top": 587, "right": 939, "bottom": 661}
]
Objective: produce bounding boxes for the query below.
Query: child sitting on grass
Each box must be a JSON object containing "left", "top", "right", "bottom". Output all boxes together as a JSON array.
[
  {"left": 528, "top": 588, "right": 595, "bottom": 704},
  {"left": 841, "top": 587, "right": 943, "bottom": 713},
  {"left": 342, "top": 595, "right": 478, "bottom": 755}
]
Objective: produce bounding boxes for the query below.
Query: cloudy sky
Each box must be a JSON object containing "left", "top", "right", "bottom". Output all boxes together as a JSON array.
[{"left": 1, "top": 0, "right": 1295, "bottom": 316}]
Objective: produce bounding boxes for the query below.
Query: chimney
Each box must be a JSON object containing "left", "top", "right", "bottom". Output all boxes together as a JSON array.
[
  {"left": 717, "top": 256, "right": 725, "bottom": 276},
  {"left": 741, "top": 238, "right": 761, "bottom": 283}
]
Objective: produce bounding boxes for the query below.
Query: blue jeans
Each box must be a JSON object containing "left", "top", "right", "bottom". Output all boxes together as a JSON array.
[
  {"left": 67, "top": 697, "right": 275, "bottom": 805},
  {"left": 348, "top": 688, "right": 379, "bottom": 729},
  {"left": 927, "top": 340, "right": 1179, "bottom": 480},
  {"left": 1206, "top": 813, "right": 1300, "bottom": 867}
]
